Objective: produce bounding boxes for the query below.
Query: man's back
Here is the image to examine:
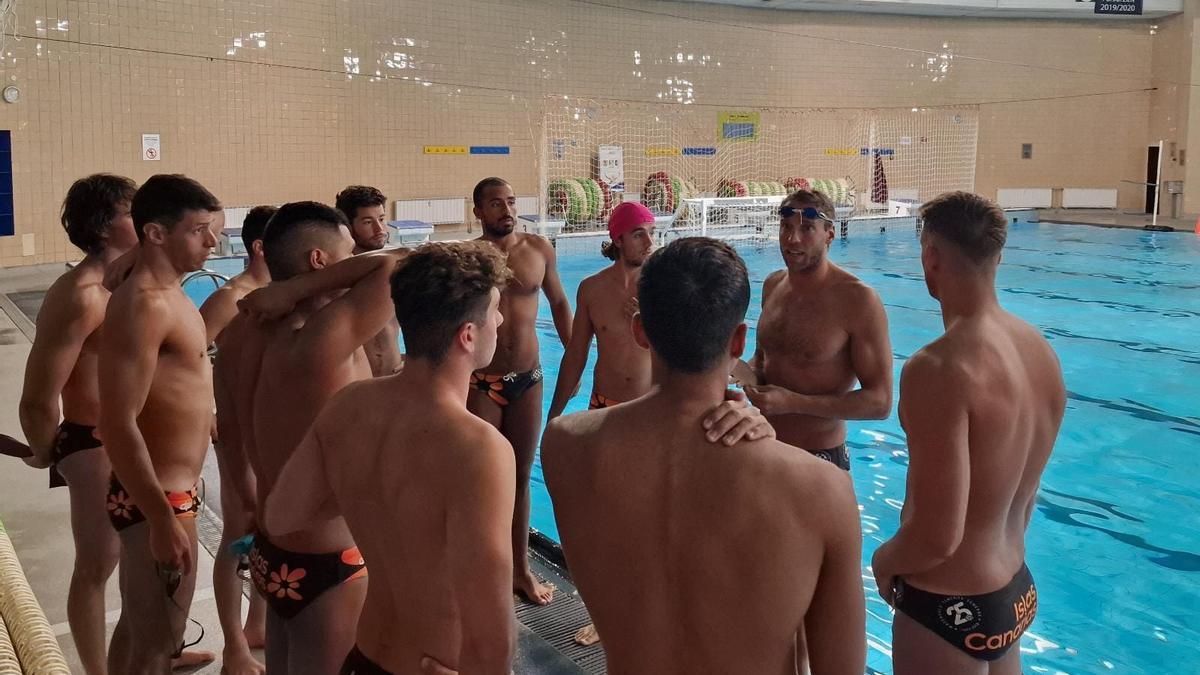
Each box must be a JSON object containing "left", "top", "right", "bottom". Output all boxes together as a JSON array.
[
  {"left": 902, "top": 308, "right": 1065, "bottom": 593},
  {"left": 544, "top": 393, "right": 864, "bottom": 675},
  {"left": 30, "top": 260, "right": 109, "bottom": 423},
  {"left": 312, "top": 376, "right": 515, "bottom": 672},
  {"left": 250, "top": 310, "right": 370, "bottom": 549}
]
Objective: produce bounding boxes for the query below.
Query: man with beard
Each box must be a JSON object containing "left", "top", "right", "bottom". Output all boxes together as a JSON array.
[
  {"left": 468, "top": 177, "right": 572, "bottom": 605},
  {"left": 336, "top": 185, "right": 401, "bottom": 376},
  {"left": 743, "top": 189, "right": 893, "bottom": 471}
]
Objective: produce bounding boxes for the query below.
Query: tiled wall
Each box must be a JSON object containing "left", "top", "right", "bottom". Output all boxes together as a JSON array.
[{"left": 0, "top": 0, "right": 1184, "bottom": 267}]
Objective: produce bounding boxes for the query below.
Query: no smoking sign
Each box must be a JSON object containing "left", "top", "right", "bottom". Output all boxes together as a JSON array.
[{"left": 142, "top": 133, "right": 161, "bottom": 161}]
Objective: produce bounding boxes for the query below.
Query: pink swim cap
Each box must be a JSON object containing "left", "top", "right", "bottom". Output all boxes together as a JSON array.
[{"left": 608, "top": 201, "right": 656, "bottom": 241}]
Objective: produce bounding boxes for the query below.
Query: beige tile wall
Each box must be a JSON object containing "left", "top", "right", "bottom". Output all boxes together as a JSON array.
[{"left": 0, "top": 0, "right": 1186, "bottom": 267}]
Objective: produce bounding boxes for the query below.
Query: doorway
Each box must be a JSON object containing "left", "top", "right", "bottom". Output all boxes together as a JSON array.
[{"left": 1145, "top": 145, "right": 1159, "bottom": 214}]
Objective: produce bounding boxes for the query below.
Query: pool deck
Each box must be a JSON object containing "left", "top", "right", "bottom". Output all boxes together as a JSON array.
[{"left": 1035, "top": 208, "right": 1197, "bottom": 231}]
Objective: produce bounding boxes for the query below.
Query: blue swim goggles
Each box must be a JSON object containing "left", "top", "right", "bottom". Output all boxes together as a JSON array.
[{"left": 779, "top": 205, "right": 834, "bottom": 223}]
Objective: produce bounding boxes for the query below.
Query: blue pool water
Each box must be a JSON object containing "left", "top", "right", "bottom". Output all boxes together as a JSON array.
[{"left": 186, "top": 223, "right": 1200, "bottom": 673}]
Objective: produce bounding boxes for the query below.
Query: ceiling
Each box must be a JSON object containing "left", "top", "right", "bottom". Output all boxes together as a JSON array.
[{"left": 675, "top": 0, "right": 1183, "bottom": 20}]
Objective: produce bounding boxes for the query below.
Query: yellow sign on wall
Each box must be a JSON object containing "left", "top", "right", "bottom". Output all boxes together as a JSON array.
[
  {"left": 645, "top": 147, "right": 682, "bottom": 157},
  {"left": 718, "top": 112, "right": 760, "bottom": 142},
  {"left": 423, "top": 146, "right": 468, "bottom": 155},
  {"left": 824, "top": 148, "right": 859, "bottom": 156}
]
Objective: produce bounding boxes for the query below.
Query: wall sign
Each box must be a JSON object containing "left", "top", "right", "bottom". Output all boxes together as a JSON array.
[
  {"left": 598, "top": 145, "right": 624, "bottom": 191},
  {"left": 424, "top": 146, "right": 468, "bottom": 154},
  {"left": 718, "top": 112, "right": 760, "bottom": 142},
  {"left": 646, "top": 147, "right": 681, "bottom": 157},
  {"left": 682, "top": 147, "right": 717, "bottom": 156},
  {"left": 1094, "top": 0, "right": 1142, "bottom": 15},
  {"left": 469, "top": 146, "right": 509, "bottom": 155},
  {"left": 142, "top": 133, "right": 160, "bottom": 161}
]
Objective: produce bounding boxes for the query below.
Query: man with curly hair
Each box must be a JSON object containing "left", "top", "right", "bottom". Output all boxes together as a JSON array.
[
  {"left": 18, "top": 174, "right": 147, "bottom": 675},
  {"left": 265, "top": 242, "right": 518, "bottom": 675}
]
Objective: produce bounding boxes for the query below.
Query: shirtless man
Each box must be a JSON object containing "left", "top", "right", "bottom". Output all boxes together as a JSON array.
[
  {"left": 336, "top": 185, "right": 402, "bottom": 376},
  {"left": 18, "top": 174, "right": 137, "bottom": 675},
  {"left": 872, "top": 192, "right": 1065, "bottom": 675},
  {"left": 468, "top": 177, "right": 572, "bottom": 605},
  {"left": 200, "top": 204, "right": 275, "bottom": 675},
  {"left": 98, "top": 174, "right": 222, "bottom": 674},
  {"left": 543, "top": 238, "right": 865, "bottom": 675},
  {"left": 744, "top": 188, "right": 893, "bottom": 471},
  {"left": 548, "top": 201, "right": 655, "bottom": 418},
  {"left": 235, "top": 201, "right": 407, "bottom": 674},
  {"left": 264, "top": 242, "right": 516, "bottom": 675}
]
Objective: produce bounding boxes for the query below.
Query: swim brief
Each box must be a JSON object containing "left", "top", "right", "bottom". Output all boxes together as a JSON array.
[
  {"left": 48, "top": 420, "right": 103, "bottom": 489},
  {"left": 811, "top": 444, "right": 851, "bottom": 471},
  {"left": 249, "top": 534, "right": 367, "bottom": 620},
  {"left": 340, "top": 644, "right": 393, "bottom": 675},
  {"left": 893, "top": 563, "right": 1037, "bottom": 661},
  {"left": 106, "top": 475, "right": 200, "bottom": 532},
  {"left": 588, "top": 392, "right": 622, "bottom": 410},
  {"left": 470, "top": 365, "right": 543, "bottom": 407}
]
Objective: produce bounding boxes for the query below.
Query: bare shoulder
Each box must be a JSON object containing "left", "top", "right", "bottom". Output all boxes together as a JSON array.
[
  {"left": 745, "top": 438, "right": 856, "bottom": 517},
  {"left": 763, "top": 269, "right": 787, "bottom": 295},
  {"left": 519, "top": 231, "right": 555, "bottom": 256},
  {"left": 901, "top": 343, "right": 966, "bottom": 392},
  {"left": 200, "top": 283, "right": 239, "bottom": 312},
  {"left": 40, "top": 265, "right": 108, "bottom": 326},
  {"left": 833, "top": 267, "right": 881, "bottom": 304},
  {"left": 444, "top": 411, "right": 513, "bottom": 472},
  {"left": 109, "top": 280, "right": 172, "bottom": 321},
  {"left": 542, "top": 410, "right": 605, "bottom": 468}
]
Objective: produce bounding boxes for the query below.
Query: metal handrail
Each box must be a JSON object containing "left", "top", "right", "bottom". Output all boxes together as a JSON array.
[{"left": 181, "top": 269, "right": 230, "bottom": 289}]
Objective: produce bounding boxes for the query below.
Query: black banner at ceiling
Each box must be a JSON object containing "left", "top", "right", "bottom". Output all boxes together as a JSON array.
[{"left": 1094, "top": 0, "right": 1143, "bottom": 15}]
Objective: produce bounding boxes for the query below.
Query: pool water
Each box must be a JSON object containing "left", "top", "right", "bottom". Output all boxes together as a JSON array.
[
  {"left": 533, "top": 223, "right": 1200, "bottom": 674},
  {"left": 185, "top": 223, "right": 1200, "bottom": 673}
]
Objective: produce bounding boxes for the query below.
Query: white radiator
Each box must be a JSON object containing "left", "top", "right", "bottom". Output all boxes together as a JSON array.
[
  {"left": 516, "top": 196, "right": 539, "bottom": 216},
  {"left": 223, "top": 206, "right": 251, "bottom": 230},
  {"left": 997, "top": 189, "right": 1053, "bottom": 209},
  {"left": 393, "top": 198, "right": 465, "bottom": 225},
  {"left": 1061, "top": 188, "right": 1117, "bottom": 209}
]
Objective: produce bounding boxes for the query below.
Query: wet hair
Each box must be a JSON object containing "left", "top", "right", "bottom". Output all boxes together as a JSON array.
[
  {"left": 782, "top": 189, "right": 836, "bottom": 230},
  {"left": 60, "top": 173, "right": 136, "bottom": 255},
  {"left": 241, "top": 205, "right": 277, "bottom": 248},
  {"left": 260, "top": 201, "right": 348, "bottom": 280},
  {"left": 919, "top": 191, "right": 1008, "bottom": 264},
  {"left": 638, "top": 237, "right": 750, "bottom": 374},
  {"left": 334, "top": 185, "right": 387, "bottom": 223},
  {"left": 601, "top": 240, "right": 620, "bottom": 260},
  {"left": 472, "top": 177, "right": 511, "bottom": 208},
  {"left": 391, "top": 241, "right": 512, "bottom": 364},
  {"left": 130, "top": 174, "right": 221, "bottom": 242}
]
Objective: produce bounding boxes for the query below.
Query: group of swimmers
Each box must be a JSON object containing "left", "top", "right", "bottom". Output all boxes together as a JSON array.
[{"left": 12, "top": 171, "right": 1065, "bottom": 675}]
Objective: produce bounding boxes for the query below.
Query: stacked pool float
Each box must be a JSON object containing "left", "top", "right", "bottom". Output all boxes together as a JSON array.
[
  {"left": 640, "top": 172, "right": 699, "bottom": 215},
  {"left": 783, "top": 177, "right": 857, "bottom": 207},
  {"left": 547, "top": 178, "right": 613, "bottom": 225}
]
